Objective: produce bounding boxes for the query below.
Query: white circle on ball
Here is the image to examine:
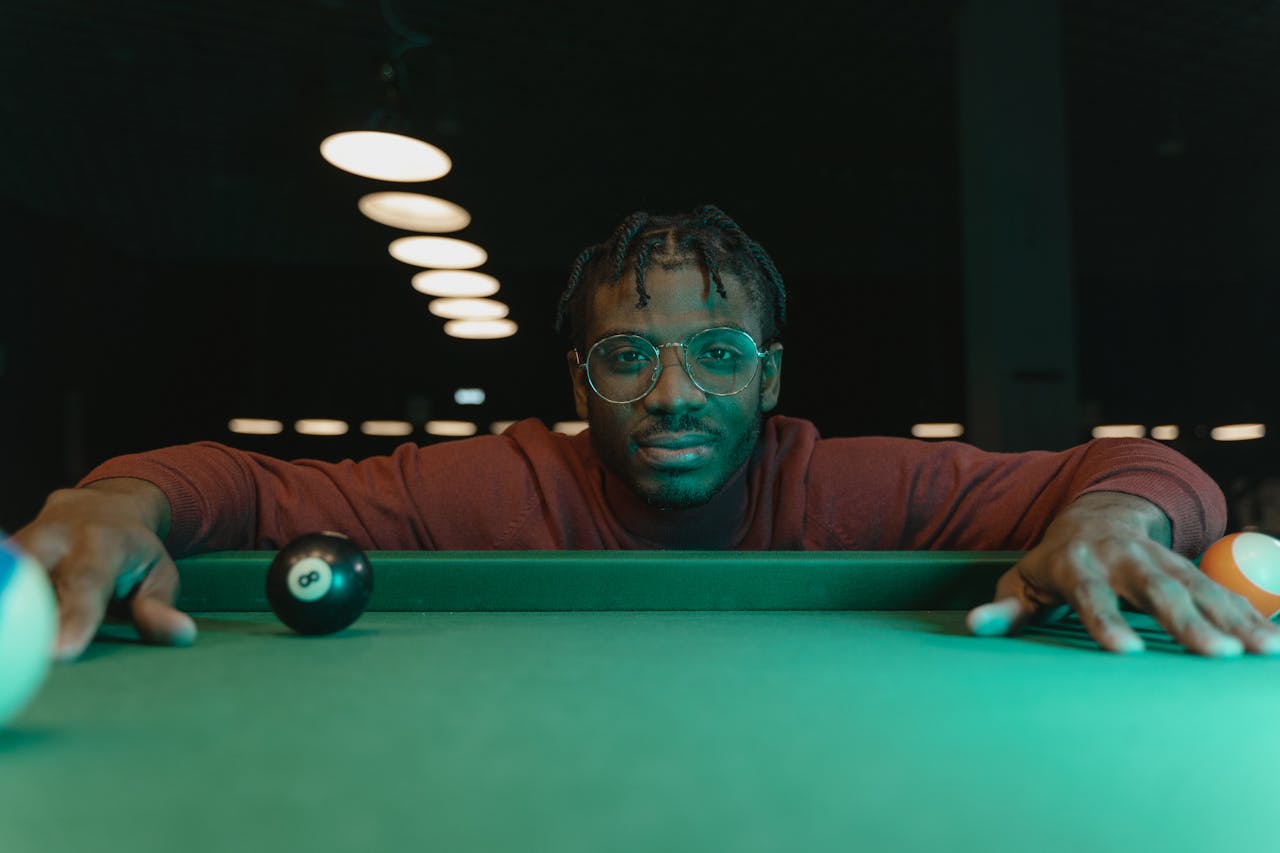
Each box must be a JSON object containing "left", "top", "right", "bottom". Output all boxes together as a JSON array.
[
  {"left": 1232, "top": 532, "right": 1280, "bottom": 595},
  {"left": 287, "top": 557, "right": 333, "bottom": 602}
]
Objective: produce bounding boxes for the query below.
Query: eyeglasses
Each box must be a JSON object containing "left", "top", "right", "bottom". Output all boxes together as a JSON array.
[{"left": 576, "top": 327, "right": 768, "bottom": 404}]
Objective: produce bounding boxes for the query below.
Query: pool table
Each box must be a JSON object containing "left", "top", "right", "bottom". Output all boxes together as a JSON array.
[{"left": 1, "top": 550, "right": 1277, "bottom": 853}]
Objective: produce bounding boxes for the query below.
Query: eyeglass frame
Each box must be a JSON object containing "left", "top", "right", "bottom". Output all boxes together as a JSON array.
[{"left": 572, "top": 326, "right": 773, "bottom": 404}]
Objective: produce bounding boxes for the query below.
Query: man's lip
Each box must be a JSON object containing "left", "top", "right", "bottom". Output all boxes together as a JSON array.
[{"left": 635, "top": 432, "right": 716, "bottom": 449}]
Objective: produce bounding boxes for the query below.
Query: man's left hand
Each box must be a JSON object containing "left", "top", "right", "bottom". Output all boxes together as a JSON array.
[{"left": 966, "top": 492, "right": 1280, "bottom": 656}]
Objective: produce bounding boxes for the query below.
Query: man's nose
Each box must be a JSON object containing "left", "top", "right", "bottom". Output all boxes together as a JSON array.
[{"left": 643, "top": 346, "right": 706, "bottom": 413}]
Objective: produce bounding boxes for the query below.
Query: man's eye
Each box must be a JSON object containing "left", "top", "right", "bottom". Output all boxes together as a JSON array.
[
  {"left": 697, "top": 347, "right": 741, "bottom": 362},
  {"left": 605, "top": 348, "right": 651, "bottom": 366}
]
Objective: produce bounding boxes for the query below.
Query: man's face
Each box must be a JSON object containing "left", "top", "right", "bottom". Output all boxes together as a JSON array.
[{"left": 567, "top": 262, "right": 783, "bottom": 509}]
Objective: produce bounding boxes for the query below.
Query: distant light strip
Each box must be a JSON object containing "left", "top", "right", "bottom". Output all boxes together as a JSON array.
[
  {"left": 360, "top": 420, "right": 414, "bottom": 437},
  {"left": 1092, "top": 424, "right": 1146, "bottom": 439},
  {"left": 552, "top": 421, "right": 589, "bottom": 435},
  {"left": 295, "top": 419, "right": 349, "bottom": 436},
  {"left": 1150, "top": 425, "right": 1179, "bottom": 441},
  {"left": 426, "top": 420, "right": 477, "bottom": 437},
  {"left": 1211, "top": 423, "right": 1266, "bottom": 442},
  {"left": 229, "top": 418, "right": 284, "bottom": 435},
  {"left": 911, "top": 423, "right": 964, "bottom": 439}
]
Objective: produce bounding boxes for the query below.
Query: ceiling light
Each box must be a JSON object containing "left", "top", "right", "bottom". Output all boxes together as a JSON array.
[
  {"left": 426, "top": 420, "right": 478, "bottom": 437},
  {"left": 357, "top": 192, "right": 470, "bottom": 232},
  {"left": 1211, "top": 423, "right": 1266, "bottom": 442},
  {"left": 319, "top": 131, "right": 451, "bottom": 182},
  {"left": 411, "top": 270, "right": 500, "bottom": 297},
  {"left": 1150, "top": 425, "right": 1179, "bottom": 441},
  {"left": 228, "top": 418, "right": 283, "bottom": 435},
  {"left": 428, "top": 298, "right": 508, "bottom": 320},
  {"left": 454, "top": 388, "right": 486, "bottom": 405},
  {"left": 1091, "top": 424, "right": 1146, "bottom": 439},
  {"left": 295, "top": 419, "right": 349, "bottom": 436},
  {"left": 444, "top": 318, "right": 518, "bottom": 339},
  {"left": 910, "top": 423, "right": 964, "bottom": 439},
  {"left": 389, "top": 236, "right": 487, "bottom": 269},
  {"left": 553, "top": 421, "right": 589, "bottom": 435},
  {"left": 360, "top": 420, "right": 414, "bottom": 436}
]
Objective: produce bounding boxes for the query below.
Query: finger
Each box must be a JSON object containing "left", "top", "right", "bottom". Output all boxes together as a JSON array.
[
  {"left": 1062, "top": 575, "right": 1146, "bottom": 654},
  {"left": 967, "top": 563, "right": 1071, "bottom": 637},
  {"left": 128, "top": 554, "right": 197, "bottom": 647},
  {"left": 1123, "top": 571, "right": 1244, "bottom": 657},
  {"left": 967, "top": 597, "right": 1028, "bottom": 637},
  {"left": 49, "top": 556, "right": 114, "bottom": 662},
  {"left": 1156, "top": 560, "right": 1280, "bottom": 655}
]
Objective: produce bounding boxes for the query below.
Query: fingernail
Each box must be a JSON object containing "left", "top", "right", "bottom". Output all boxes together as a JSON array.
[
  {"left": 1258, "top": 634, "right": 1280, "bottom": 656},
  {"left": 967, "top": 603, "right": 1013, "bottom": 637},
  {"left": 1113, "top": 634, "right": 1145, "bottom": 654},
  {"left": 1207, "top": 635, "right": 1245, "bottom": 657}
]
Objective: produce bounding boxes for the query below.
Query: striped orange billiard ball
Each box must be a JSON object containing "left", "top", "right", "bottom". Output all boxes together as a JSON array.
[{"left": 1198, "top": 532, "right": 1280, "bottom": 620}]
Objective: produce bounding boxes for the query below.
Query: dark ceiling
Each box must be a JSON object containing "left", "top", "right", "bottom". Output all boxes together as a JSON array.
[{"left": 2, "top": 0, "right": 1279, "bottom": 527}]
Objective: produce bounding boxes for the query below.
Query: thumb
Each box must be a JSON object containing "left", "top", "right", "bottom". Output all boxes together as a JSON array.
[
  {"left": 127, "top": 553, "right": 197, "bottom": 648},
  {"left": 966, "top": 565, "right": 1070, "bottom": 637}
]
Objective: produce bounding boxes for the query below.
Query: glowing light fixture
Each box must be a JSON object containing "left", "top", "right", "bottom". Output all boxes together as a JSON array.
[
  {"left": 319, "top": 131, "right": 451, "bottom": 182},
  {"left": 411, "top": 270, "right": 500, "bottom": 298},
  {"left": 429, "top": 298, "right": 509, "bottom": 320},
  {"left": 358, "top": 192, "right": 470, "bottom": 232},
  {"left": 490, "top": 420, "right": 517, "bottom": 434},
  {"left": 229, "top": 418, "right": 283, "bottom": 435},
  {"left": 454, "top": 388, "right": 486, "bottom": 405},
  {"left": 1211, "top": 423, "right": 1266, "bottom": 442},
  {"left": 426, "top": 420, "right": 478, "bottom": 437},
  {"left": 553, "top": 421, "right": 589, "bottom": 435},
  {"left": 295, "top": 419, "right": 349, "bottom": 436},
  {"left": 389, "top": 236, "right": 487, "bottom": 269},
  {"left": 444, "top": 318, "right": 518, "bottom": 339},
  {"left": 1151, "top": 425, "right": 1180, "bottom": 441},
  {"left": 1091, "top": 424, "right": 1146, "bottom": 439},
  {"left": 910, "top": 423, "right": 964, "bottom": 439},
  {"left": 360, "top": 420, "right": 414, "bottom": 437}
]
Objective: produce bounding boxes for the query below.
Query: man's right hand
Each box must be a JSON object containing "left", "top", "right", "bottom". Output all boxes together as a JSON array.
[{"left": 9, "top": 478, "right": 196, "bottom": 661}]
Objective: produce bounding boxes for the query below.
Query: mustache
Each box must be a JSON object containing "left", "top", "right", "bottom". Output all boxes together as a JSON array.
[{"left": 634, "top": 415, "right": 720, "bottom": 438}]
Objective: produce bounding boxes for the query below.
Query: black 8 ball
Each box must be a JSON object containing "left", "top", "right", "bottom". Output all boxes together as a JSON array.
[{"left": 266, "top": 531, "right": 374, "bottom": 635}]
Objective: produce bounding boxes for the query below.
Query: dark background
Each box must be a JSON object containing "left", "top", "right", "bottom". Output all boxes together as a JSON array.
[{"left": 1, "top": 0, "right": 1277, "bottom": 532}]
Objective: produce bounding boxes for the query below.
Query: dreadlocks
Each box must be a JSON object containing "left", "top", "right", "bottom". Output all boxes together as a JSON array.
[{"left": 554, "top": 204, "right": 788, "bottom": 351}]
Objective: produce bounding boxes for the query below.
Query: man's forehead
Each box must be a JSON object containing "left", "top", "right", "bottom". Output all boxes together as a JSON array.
[{"left": 583, "top": 264, "right": 757, "bottom": 334}]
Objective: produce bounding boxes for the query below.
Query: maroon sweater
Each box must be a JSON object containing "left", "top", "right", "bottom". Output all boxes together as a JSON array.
[{"left": 79, "top": 415, "right": 1226, "bottom": 557}]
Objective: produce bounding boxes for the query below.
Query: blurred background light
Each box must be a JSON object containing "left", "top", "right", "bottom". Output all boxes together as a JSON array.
[
  {"left": 444, "top": 318, "right": 517, "bottom": 339},
  {"left": 411, "top": 270, "right": 500, "bottom": 298},
  {"left": 389, "top": 236, "right": 487, "bottom": 269},
  {"left": 357, "top": 192, "right": 470, "bottom": 232},
  {"left": 319, "top": 131, "right": 451, "bottom": 182},
  {"left": 428, "top": 298, "right": 508, "bottom": 320}
]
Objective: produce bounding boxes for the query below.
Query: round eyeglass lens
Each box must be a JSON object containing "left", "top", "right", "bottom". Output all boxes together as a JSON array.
[{"left": 584, "top": 328, "right": 763, "bottom": 403}]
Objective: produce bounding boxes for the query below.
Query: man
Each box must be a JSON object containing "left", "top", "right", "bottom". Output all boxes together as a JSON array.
[{"left": 12, "top": 205, "right": 1280, "bottom": 661}]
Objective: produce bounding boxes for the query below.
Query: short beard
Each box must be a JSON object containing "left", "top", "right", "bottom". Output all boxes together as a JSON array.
[{"left": 592, "top": 405, "right": 763, "bottom": 510}]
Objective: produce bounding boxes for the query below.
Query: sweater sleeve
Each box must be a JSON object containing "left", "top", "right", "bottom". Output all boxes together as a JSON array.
[
  {"left": 77, "top": 424, "right": 553, "bottom": 556},
  {"left": 806, "top": 436, "right": 1226, "bottom": 557}
]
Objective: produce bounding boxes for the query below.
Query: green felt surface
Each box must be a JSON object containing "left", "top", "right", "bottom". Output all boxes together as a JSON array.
[{"left": 3, "top": 608, "right": 1280, "bottom": 853}]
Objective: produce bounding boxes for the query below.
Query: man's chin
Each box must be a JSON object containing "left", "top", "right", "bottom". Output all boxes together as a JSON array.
[{"left": 635, "top": 477, "right": 718, "bottom": 510}]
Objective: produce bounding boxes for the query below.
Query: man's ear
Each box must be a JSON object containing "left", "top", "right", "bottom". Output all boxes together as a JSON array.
[
  {"left": 760, "top": 343, "right": 783, "bottom": 412},
  {"left": 566, "top": 350, "right": 590, "bottom": 419}
]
